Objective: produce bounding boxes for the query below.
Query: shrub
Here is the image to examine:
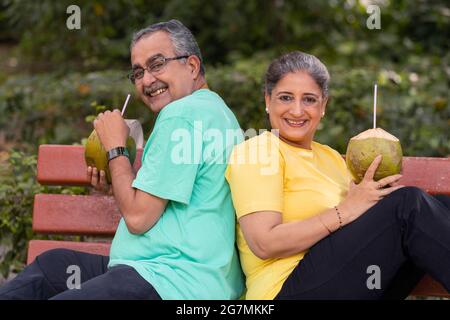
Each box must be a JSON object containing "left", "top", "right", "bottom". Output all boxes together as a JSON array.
[{"left": 0, "top": 150, "right": 87, "bottom": 277}]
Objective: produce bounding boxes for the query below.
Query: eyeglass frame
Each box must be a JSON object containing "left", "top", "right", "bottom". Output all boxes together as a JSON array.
[{"left": 127, "top": 54, "right": 190, "bottom": 84}]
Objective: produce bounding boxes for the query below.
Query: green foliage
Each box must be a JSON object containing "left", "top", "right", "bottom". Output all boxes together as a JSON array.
[
  {"left": 1, "top": 0, "right": 166, "bottom": 71},
  {"left": 0, "top": 70, "right": 154, "bottom": 153},
  {"left": 3, "top": 0, "right": 449, "bottom": 69},
  {"left": 207, "top": 54, "right": 271, "bottom": 130},
  {"left": 0, "top": 151, "right": 87, "bottom": 277},
  {"left": 0, "top": 151, "right": 37, "bottom": 276},
  {"left": 321, "top": 58, "right": 450, "bottom": 156}
]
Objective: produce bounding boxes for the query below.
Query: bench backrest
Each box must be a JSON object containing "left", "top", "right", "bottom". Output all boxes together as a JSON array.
[
  {"left": 28, "top": 145, "right": 144, "bottom": 263},
  {"left": 30, "top": 144, "right": 450, "bottom": 297}
]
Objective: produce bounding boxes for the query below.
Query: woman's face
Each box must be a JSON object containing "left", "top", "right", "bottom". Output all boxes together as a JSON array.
[{"left": 265, "top": 71, "right": 327, "bottom": 149}]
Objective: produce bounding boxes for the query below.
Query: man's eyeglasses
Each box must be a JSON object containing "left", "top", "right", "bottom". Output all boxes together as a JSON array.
[{"left": 128, "top": 54, "right": 189, "bottom": 83}]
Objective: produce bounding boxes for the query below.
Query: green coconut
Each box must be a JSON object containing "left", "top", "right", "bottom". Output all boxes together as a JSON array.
[
  {"left": 346, "top": 128, "right": 403, "bottom": 183},
  {"left": 84, "top": 130, "right": 136, "bottom": 183}
]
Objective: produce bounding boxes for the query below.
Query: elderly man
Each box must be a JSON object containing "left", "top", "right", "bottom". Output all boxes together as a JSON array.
[{"left": 0, "top": 20, "right": 244, "bottom": 300}]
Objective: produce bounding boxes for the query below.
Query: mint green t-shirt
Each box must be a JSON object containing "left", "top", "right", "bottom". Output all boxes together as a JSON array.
[{"left": 108, "top": 89, "right": 245, "bottom": 299}]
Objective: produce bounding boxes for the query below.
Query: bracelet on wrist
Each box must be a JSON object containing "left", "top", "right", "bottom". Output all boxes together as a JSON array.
[{"left": 334, "top": 206, "right": 343, "bottom": 229}]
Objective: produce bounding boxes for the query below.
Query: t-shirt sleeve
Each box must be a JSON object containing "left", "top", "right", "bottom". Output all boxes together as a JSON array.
[
  {"left": 225, "top": 141, "right": 284, "bottom": 219},
  {"left": 132, "top": 117, "right": 201, "bottom": 205}
]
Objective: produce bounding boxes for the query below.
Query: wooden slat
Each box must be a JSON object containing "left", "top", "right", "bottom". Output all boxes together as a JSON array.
[
  {"left": 411, "top": 274, "right": 449, "bottom": 297},
  {"left": 27, "top": 240, "right": 111, "bottom": 265},
  {"left": 399, "top": 157, "right": 450, "bottom": 195},
  {"left": 340, "top": 156, "right": 449, "bottom": 195},
  {"left": 37, "top": 144, "right": 143, "bottom": 186},
  {"left": 33, "top": 194, "right": 121, "bottom": 235},
  {"left": 37, "top": 145, "right": 449, "bottom": 194}
]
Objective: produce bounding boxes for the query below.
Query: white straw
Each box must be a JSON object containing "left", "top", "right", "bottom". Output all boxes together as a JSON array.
[
  {"left": 373, "top": 84, "right": 377, "bottom": 129},
  {"left": 121, "top": 94, "right": 131, "bottom": 116}
]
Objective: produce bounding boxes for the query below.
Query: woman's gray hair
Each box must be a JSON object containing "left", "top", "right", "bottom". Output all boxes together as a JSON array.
[
  {"left": 130, "top": 19, "right": 205, "bottom": 75},
  {"left": 264, "top": 51, "right": 330, "bottom": 97}
]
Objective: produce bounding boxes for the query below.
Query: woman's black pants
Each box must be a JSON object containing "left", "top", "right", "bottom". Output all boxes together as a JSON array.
[{"left": 276, "top": 187, "right": 450, "bottom": 299}]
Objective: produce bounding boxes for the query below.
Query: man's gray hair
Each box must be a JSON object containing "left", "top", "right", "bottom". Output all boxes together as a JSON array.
[
  {"left": 131, "top": 19, "right": 205, "bottom": 75},
  {"left": 264, "top": 51, "right": 330, "bottom": 97}
]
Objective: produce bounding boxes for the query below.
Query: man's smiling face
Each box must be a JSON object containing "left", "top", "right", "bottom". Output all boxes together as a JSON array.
[{"left": 131, "top": 31, "right": 196, "bottom": 113}]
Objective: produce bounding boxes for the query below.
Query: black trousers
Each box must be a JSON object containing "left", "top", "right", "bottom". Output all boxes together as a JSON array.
[
  {"left": 275, "top": 187, "right": 450, "bottom": 299},
  {"left": 0, "top": 248, "right": 161, "bottom": 300}
]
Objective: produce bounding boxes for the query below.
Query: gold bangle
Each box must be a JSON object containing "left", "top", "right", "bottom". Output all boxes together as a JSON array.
[
  {"left": 318, "top": 214, "right": 332, "bottom": 235},
  {"left": 334, "top": 206, "right": 343, "bottom": 229}
]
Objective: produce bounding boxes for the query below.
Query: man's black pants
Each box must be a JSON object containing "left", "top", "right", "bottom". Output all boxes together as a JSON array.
[
  {"left": 0, "top": 248, "right": 161, "bottom": 300},
  {"left": 276, "top": 187, "right": 450, "bottom": 299}
]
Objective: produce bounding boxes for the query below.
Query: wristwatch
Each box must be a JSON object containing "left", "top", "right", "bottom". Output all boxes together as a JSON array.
[{"left": 107, "top": 146, "right": 130, "bottom": 163}]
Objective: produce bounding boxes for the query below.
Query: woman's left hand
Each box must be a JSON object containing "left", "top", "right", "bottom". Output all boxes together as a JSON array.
[{"left": 339, "top": 155, "right": 405, "bottom": 223}]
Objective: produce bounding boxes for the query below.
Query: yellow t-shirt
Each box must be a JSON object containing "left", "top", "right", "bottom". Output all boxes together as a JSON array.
[{"left": 225, "top": 131, "right": 353, "bottom": 300}]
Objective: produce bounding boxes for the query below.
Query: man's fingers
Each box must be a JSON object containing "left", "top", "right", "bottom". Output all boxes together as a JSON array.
[
  {"left": 88, "top": 166, "right": 111, "bottom": 195},
  {"left": 91, "top": 167, "right": 99, "bottom": 187},
  {"left": 99, "top": 170, "right": 107, "bottom": 187},
  {"left": 363, "top": 155, "right": 382, "bottom": 182}
]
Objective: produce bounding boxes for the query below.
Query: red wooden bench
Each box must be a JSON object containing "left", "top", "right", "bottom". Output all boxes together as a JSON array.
[{"left": 28, "top": 144, "right": 450, "bottom": 298}]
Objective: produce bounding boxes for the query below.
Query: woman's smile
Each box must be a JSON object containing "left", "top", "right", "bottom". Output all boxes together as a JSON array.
[{"left": 283, "top": 118, "right": 309, "bottom": 128}]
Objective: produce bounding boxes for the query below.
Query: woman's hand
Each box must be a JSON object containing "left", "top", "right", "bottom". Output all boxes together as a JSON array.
[
  {"left": 339, "top": 155, "right": 404, "bottom": 223},
  {"left": 87, "top": 166, "right": 113, "bottom": 195}
]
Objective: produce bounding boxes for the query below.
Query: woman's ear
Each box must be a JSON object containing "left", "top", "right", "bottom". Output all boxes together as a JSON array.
[{"left": 187, "top": 55, "right": 201, "bottom": 79}]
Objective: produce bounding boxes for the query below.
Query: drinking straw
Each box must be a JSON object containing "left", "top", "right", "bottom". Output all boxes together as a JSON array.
[
  {"left": 121, "top": 94, "right": 131, "bottom": 116},
  {"left": 373, "top": 84, "right": 377, "bottom": 129}
]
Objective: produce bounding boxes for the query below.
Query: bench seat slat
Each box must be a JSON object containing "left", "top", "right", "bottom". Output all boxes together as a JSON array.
[
  {"left": 37, "top": 145, "right": 143, "bottom": 186},
  {"left": 399, "top": 157, "right": 450, "bottom": 195},
  {"left": 33, "top": 194, "right": 121, "bottom": 235},
  {"left": 411, "top": 274, "right": 449, "bottom": 297},
  {"left": 27, "top": 240, "right": 111, "bottom": 264}
]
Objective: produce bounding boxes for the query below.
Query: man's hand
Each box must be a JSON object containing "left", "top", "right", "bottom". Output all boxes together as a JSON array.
[
  {"left": 93, "top": 109, "right": 130, "bottom": 151},
  {"left": 87, "top": 166, "right": 113, "bottom": 195}
]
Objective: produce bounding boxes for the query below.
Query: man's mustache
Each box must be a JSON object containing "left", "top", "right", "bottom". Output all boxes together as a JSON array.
[{"left": 143, "top": 82, "right": 168, "bottom": 95}]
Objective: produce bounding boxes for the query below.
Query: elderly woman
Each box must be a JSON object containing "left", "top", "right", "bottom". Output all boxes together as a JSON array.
[{"left": 225, "top": 51, "right": 450, "bottom": 300}]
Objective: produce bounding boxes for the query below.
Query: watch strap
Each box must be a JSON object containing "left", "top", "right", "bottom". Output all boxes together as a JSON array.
[{"left": 107, "top": 146, "right": 130, "bottom": 163}]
